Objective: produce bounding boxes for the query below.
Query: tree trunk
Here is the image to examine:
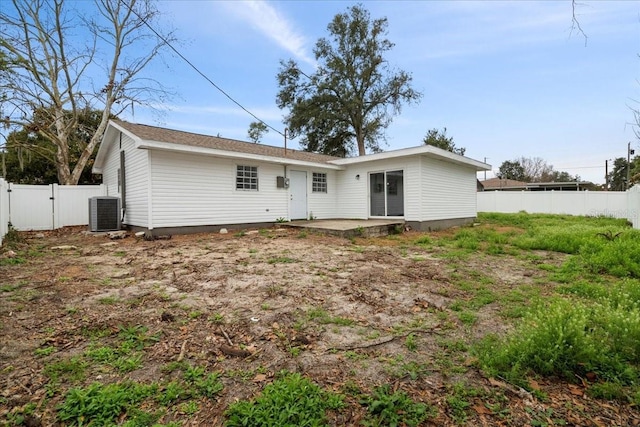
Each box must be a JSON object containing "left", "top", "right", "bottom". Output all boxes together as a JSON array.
[{"left": 356, "top": 129, "right": 366, "bottom": 156}]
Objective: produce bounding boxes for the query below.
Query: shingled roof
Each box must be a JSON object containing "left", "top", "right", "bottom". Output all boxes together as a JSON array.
[{"left": 113, "top": 120, "right": 340, "bottom": 164}]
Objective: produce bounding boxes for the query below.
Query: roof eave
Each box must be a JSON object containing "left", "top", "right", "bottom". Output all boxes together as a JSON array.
[
  {"left": 93, "top": 120, "right": 144, "bottom": 174},
  {"left": 138, "top": 140, "right": 345, "bottom": 170},
  {"left": 329, "top": 145, "right": 491, "bottom": 171}
]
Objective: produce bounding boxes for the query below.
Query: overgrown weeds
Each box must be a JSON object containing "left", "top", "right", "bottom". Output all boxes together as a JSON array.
[{"left": 475, "top": 279, "right": 640, "bottom": 403}]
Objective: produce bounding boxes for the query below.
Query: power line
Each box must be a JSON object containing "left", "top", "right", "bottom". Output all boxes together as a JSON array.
[{"left": 119, "top": 0, "right": 285, "bottom": 138}]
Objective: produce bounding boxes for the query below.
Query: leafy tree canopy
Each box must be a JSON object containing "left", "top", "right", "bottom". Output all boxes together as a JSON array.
[
  {"left": 422, "top": 127, "right": 465, "bottom": 156},
  {"left": 276, "top": 4, "right": 421, "bottom": 157},
  {"left": 497, "top": 160, "right": 527, "bottom": 181},
  {"left": 247, "top": 121, "right": 269, "bottom": 144},
  {"left": 607, "top": 156, "right": 640, "bottom": 191},
  {"left": 497, "top": 157, "right": 580, "bottom": 183},
  {"left": 2, "top": 109, "right": 106, "bottom": 184}
]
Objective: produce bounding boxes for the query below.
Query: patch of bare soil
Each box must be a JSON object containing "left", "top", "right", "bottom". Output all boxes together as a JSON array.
[{"left": 1, "top": 227, "right": 638, "bottom": 426}]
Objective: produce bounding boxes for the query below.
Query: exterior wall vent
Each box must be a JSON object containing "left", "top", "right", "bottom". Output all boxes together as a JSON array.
[{"left": 88, "top": 196, "right": 121, "bottom": 232}]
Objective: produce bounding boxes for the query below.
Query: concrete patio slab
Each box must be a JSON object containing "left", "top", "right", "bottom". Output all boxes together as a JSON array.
[{"left": 284, "top": 219, "right": 404, "bottom": 238}]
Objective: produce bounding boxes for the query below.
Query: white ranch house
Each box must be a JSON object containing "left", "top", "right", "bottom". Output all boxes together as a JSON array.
[{"left": 93, "top": 120, "right": 490, "bottom": 235}]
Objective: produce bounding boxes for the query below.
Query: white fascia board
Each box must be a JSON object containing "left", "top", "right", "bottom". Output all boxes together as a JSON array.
[
  {"left": 137, "top": 140, "right": 345, "bottom": 170},
  {"left": 329, "top": 145, "right": 491, "bottom": 171}
]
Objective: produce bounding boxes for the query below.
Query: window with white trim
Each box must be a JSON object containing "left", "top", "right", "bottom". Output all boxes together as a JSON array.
[
  {"left": 312, "top": 172, "right": 327, "bottom": 193},
  {"left": 236, "top": 165, "right": 258, "bottom": 190}
]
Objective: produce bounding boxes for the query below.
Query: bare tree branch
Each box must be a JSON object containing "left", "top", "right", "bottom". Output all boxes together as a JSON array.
[
  {"left": 0, "top": 0, "right": 176, "bottom": 184},
  {"left": 571, "top": 0, "right": 588, "bottom": 46}
]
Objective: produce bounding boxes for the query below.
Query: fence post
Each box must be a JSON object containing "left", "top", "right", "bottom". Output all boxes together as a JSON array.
[
  {"left": 0, "top": 178, "right": 7, "bottom": 245},
  {"left": 51, "top": 183, "right": 60, "bottom": 230}
]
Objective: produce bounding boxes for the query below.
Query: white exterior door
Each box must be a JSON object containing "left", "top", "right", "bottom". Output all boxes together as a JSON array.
[{"left": 289, "top": 170, "right": 307, "bottom": 220}]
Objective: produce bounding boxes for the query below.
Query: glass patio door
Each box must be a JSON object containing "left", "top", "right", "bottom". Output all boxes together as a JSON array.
[{"left": 369, "top": 170, "right": 404, "bottom": 217}]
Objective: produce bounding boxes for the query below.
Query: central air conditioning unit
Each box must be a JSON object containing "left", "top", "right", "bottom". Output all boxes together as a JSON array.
[{"left": 88, "top": 196, "right": 121, "bottom": 232}]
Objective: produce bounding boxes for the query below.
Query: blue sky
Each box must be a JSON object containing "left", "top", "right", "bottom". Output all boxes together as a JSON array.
[{"left": 125, "top": 1, "right": 640, "bottom": 184}]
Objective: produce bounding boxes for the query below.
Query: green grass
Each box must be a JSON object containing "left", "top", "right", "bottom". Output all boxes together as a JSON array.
[
  {"left": 225, "top": 371, "right": 344, "bottom": 426},
  {"left": 304, "top": 306, "right": 354, "bottom": 326},
  {"left": 477, "top": 212, "right": 640, "bottom": 278}
]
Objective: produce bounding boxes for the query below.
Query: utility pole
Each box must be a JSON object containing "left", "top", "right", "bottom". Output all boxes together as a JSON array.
[
  {"left": 627, "top": 142, "right": 635, "bottom": 190},
  {"left": 483, "top": 157, "right": 489, "bottom": 181},
  {"left": 605, "top": 159, "right": 608, "bottom": 191}
]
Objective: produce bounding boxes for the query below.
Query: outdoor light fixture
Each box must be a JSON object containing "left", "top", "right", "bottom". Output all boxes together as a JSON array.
[{"left": 356, "top": 174, "right": 360, "bottom": 180}]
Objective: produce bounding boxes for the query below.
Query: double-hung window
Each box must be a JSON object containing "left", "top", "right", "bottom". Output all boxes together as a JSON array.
[
  {"left": 312, "top": 172, "right": 327, "bottom": 193},
  {"left": 236, "top": 165, "right": 258, "bottom": 190}
]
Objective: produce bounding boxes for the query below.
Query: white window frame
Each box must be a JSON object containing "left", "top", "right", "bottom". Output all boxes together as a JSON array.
[
  {"left": 236, "top": 165, "right": 259, "bottom": 191},
  {"left": 312, "top": 172, "right": 327, "bottom": 193}
]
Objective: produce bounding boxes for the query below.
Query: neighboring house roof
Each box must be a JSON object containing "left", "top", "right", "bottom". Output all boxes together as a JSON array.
[
  {"left": 481, "top": 177, "right": 529, "bottom": 190},
  {"left": 94, "top": 120, "right": 491, "bottom": 173},
  {"left": 481, "top": 177, "right": 591, "bottom": 191}
]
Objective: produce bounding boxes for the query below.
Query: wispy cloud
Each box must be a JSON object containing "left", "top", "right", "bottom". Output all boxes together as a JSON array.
[{"left": 223, "top": 1, "right": 315, "bottom": 66}]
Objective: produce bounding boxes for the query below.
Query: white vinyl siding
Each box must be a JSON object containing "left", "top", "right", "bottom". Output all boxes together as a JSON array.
[
  {"left": 420, "top": 157, "right": 477, "bottom": 220},
  {"left": 101, "top": 133, "right": 149, "bottom": 228},
  {"left": 149, "top": 151, "right": 287, "bottom": 228},
  {"left": 306, "top": 169, "right": 337, "bottom": 219},
  {"left": 335, "top": 157, "right": 421, "bottom": 220},
  {"left": 122, "top": 141, "right": 150, "bottom": 227}
]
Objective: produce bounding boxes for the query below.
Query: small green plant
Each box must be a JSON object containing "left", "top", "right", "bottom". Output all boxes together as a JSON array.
[
  {"left": 405, "top": 333, "right": 418, "bottom": 351},
  {"left": 210, "top": 312, "right": 225, "bottom": 324},
  {"left": 57, "top": 381, "right": 157, "bottom": 426},
  {"left": 98, "top": 296, "right": 119, "bottom": 305},
  {"left": 265, "top": 284, "right": 284, "bottom": 297},
  {"left": 360, "top": 384, "right": 434, "bottom": 427},
  {"left": 414, "top": 235, "right": 432, "bottom": 246},
  {"left": 5, "top": 402, "right": 36, "bottom": 426},
  {"left": 225, "top": 372, "right": 343, "bottom": 426},
  {"left": 3, "top": 225, "right": 24, "bottom": 247},
  {"left": 457, "top": 310, "right": 478, "bottom": 326},
  {"left": 275, "top": 217, "right": 288, "bottom": 223},
  {"left": 44, "top": 357, "right": 87, "bottom": 384},
  {"left": 179, "top": 400, "right": 199, "bottom": 416},
  {"left": 34, "top": 345, "right": 56, "bottom": 357},
  {"left": 267, "top": 256, "right": 297, "bottom": 264},
  {"left": 0, "top": 283, "right": 23, "bottom": 292},
  {"left": 305, "top": 306, "right": 354, "bottom": 326},
  {"left": 196, "top": 373, "right": 224, "bottom": 398}
]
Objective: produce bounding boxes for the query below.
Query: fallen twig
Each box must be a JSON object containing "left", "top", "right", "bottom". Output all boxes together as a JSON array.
[
  {"left": 177, "top": 339, "right": 188, "bottom": 362},
  {"left": 219, "top": 326, "right": 233, "bottom": 346}
]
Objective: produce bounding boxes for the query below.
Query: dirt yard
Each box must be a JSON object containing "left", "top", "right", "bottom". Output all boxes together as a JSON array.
[{"left": 1, "top": 226, "right": 638, "bottom": 426}]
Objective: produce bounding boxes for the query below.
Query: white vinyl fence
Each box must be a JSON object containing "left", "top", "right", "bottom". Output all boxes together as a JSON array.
[
  {"left": 0, "top": 178, "right": 9, "bottom": 246},
  {"left": 0, "top": 182, "right": 106, "bottom": 244},
  {"left": 478, "top": 188, "right": 640, "bottom": 229}
]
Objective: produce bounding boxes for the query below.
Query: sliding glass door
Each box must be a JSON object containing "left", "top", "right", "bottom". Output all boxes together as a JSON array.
[{"left": 369, "top": 170, "right": 404, "bottom": 217}]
